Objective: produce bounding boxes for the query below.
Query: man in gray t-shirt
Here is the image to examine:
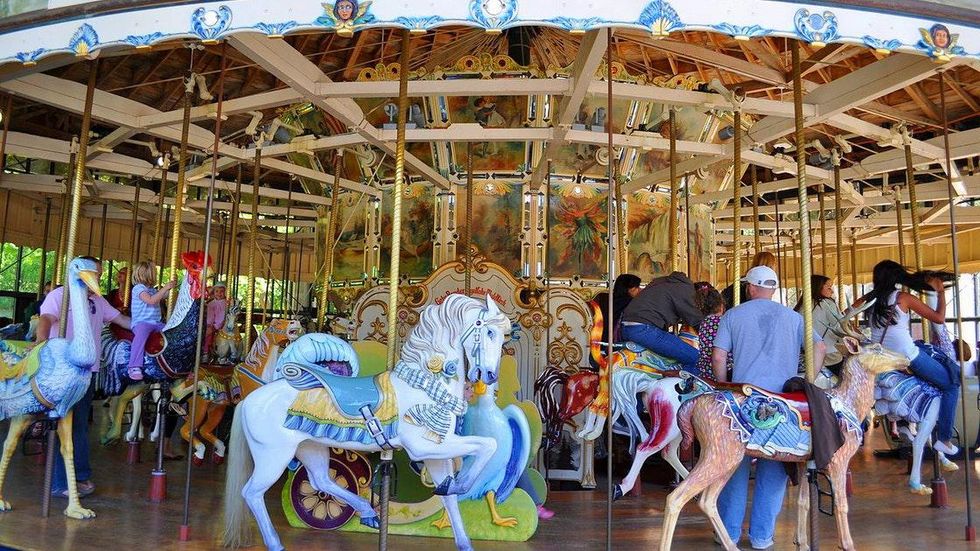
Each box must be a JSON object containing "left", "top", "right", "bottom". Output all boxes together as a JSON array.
[{"left": 711, "top": 265, "right": 825, "bottom": 549}]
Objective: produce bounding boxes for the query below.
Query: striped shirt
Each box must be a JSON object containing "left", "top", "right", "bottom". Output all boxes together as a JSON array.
[{"left": 130, "top": 283, "right": 162, "bottom": 325}]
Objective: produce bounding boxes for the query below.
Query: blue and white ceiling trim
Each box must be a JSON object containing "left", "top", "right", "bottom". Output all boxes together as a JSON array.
[{"left": 1, "top": 0, "right": 976, "bottom": 66}]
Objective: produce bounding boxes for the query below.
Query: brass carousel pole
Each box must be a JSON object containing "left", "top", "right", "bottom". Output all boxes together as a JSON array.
[
  {"left": 938, "top": 69, "right": 975, "bottom": 539},
  {"left": 124, "top": 179, "right": 142, "bottom": 308},
  {"left": 615, "top": 173, "right": 626, "bottom": 274},
  {"left": 227, "top": 164, "right": 243, "bottom": 303},
  {"left": 894, "top": 182, "right": 907, "bottom": 266},
  {"left": 283, "top": 179, "right": 293, "bottom": 314},
  {"left": 903, "top": 128, "right": 929, "bottom": 342},
  {"left": 379, "top": 29, "right": 412, "bottom": 551},
  {"left": 53, "top": 142, "right": 75, "bottom": 287},
  {"left": 791, "top": 42, "right": 818, "bottom": 550},
  {"left": 604, "top": 27, "right": 616, "bottom": 551},
  {"left": 818, "top": 184, "right": 828, "bottom": 275},
  {"left": 37, "top": 199, "right": 52, "bottom": 299},
  {"left": 152, "top": 154, "right": 170, "bottom": 283},
  {"left": 850, "top": 229, "right": 859, "bottom": 305},
  {"left": 167, "top": 65, "right": 196, "bottom": 315},
  {"left": 180, "top": 45, "right": 227, "bottom": 542},
  {"left": 244, "top": 147, "right": 261, "bottom": 352},
  {"left": 668, "top": 109, "right": 679, "bottom": 272},
  {"left": 684, "top": 166, "right": 692, "bottom": 278},
  {"left": 318, "top": 153, "right": 342, "bottom": 331},
  {"left": 751, "top": 164, "right": 761, "bottom": 255},
  {"left": 44, "top": 59, "right": 98, "bottom": 519},
  {"left": 833, "top": 157, "right": 845, "bottom": 309},
  {"left": 732, "top": 109, "right": 742, "bottom": 307},
  {"left": 775, "top": 189, "right": 784, "bottom": 304},
  {"left": 464, "top": 142, "right": 474, "bottom": 294}
]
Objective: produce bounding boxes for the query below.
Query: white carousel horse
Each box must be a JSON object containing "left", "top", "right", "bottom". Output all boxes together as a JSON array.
[
  {"left": 223, "top": 294, "right": 512, "bottom": 551},
  {"left": 213, "top": 302, "right": 243, "bottom": 364},
  {"left": 873, "top": 303, "right": 959, "bottom": 496}
]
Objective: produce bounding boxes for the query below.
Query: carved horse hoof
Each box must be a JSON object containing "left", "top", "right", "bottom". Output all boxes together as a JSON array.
[
  {"left": 211, "top": 450, "right": 225, "bottom": 465},
  {"left": 0, "top": 498, "right": 12, "bottom": 511},
  {"left": 360, "top": 515, "right": 380, "bottom": 529},
  {"left": 191, "top": 454, "right": 205, "bottom": 467},
  {"left": 612, "top": 485, "right": 624, "bottom": 501},
  {"left": 909, "top": 484, "right": 934, "bottom": 496}
]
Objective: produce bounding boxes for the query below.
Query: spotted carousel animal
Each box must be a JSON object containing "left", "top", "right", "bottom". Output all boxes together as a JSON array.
[
  {"left": 873, "top": 297, "right": 959, "bottom": 496},
  {"left": 213, "top": 301, "right": 243, "bottom": 364},
  {"left": 659, "top": 303, "right": 908, "bottom": 551},
  {"left": 223, "top": 294, "right": 511, "bottom": 551},
  {"left": 0, "top": 257, "right": 103, "bottom": 519},
  {"left": 98, "top": 251, "right": 209, "bottom": 446},
  {"left": 171, "top": 318, "right": 303, "bottom": 465}
]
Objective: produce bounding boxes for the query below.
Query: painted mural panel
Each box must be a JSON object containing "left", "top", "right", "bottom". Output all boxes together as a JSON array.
[
  {"left": 333, "top": 191, "right": 369, "bottom": 281},
  {"left": 547, "top": 186, "right": 608, "bottom": 279},
  {"left": 686, "top": 204, "right": 715, "bottom": 284},
  {"left": 551, "top": 95, "right": 632, "bottom": 178},
  {"left": 448, "top": 95, "right": 528, "bottom": 173},
  {"left": 354, "top": 97, "right": 434, "bottom": 176},
  {"left": 378, "top": 184, "right": 435, "bottom": 278},
  {"left": 634, "top": 105, "right": 713, "bottom": 180},
  {"left": 454, "top": 181, "right": 523, "bottom": 277},
  {"left": 627, "top": 189, "right": 672, "bottom": 281}
]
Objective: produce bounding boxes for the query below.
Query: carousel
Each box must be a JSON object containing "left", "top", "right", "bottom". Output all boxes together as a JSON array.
[{"left": 0, "top": 0, "right": 977, "bottom": 549}]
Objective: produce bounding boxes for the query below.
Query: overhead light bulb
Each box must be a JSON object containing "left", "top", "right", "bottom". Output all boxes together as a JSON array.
[
  {"left": 202, "top": 10, "right": 220, "bottom": 26},
  {"left": 573, "top": 185, "right": 582, "bottom": 196},
  {"left": 156, "top": 156, "right": 165, "bottom": 167}
]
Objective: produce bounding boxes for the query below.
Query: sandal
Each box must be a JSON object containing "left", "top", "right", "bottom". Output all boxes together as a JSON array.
[{"left": 127, "top": 366, "right": 144, "bottom": 381}]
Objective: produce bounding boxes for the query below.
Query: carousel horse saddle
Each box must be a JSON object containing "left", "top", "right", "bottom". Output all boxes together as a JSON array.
[
  {"left": 109, "top": 325, "right": 165, "bottom": 356},
  {"left": 620, "top": 344, "right": 682, "bottom": 373},
  {"left": 285, "top": 372, "right": 398, "bottom": 445},
  {"left": 874, "top": 370, "right": 941, "bottom": 424},
  {"left": 0, "top": 341, "right": 41, "bottom": 382},
  {"left": 718, "top": 386, "right": 813, "bottom": 457}
]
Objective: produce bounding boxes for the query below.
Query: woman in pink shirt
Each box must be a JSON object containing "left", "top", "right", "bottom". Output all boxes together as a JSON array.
[{"left": 205, "top": 282, "right": 228, "bottom": 358}]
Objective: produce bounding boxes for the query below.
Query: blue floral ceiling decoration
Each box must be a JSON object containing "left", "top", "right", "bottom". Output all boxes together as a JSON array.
[
  {"left": 638, "top": 0, "right": 682, "bottom": 38},
  {"left": 191, "top": 5, "right": 233, "bottom": 44},
  {"left": 469, "top": 0, "right": 518, "bottom": 33}
]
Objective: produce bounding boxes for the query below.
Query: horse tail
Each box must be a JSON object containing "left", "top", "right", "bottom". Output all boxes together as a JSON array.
[
  {"left": 222, "top": 405, "right": 254, "bottom": 548},
  {"left": 678, "top": 398, "right": 698, "bottom": 452},
  {"left": 588, "top": 301, "right": 607, "bottom": 373}
]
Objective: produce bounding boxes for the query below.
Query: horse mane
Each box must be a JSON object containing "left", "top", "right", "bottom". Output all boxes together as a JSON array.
[
  {"left": 399, "top": 294, "right": 508, "bottom": 372},
  {"left": 243, "top": 325, "right": 273, "bottom": 371}
]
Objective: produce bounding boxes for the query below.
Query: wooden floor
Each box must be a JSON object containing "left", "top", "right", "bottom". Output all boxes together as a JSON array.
[{"left": 1, "top": 408, "right": 980, "bottom": 550}]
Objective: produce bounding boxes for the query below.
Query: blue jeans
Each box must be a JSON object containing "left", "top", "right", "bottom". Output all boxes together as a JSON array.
[
  {"left": 52, "top": 374, "right": 94, "bottom": 493},
  {"left": 911, "top": 344, "right": 960, "bottom": 442},
  {"left": 621, "top": 323, "right": 698, "bottom": 373},
  {"left": 718, "top": 457, "right": 788, "bottom": 548}
]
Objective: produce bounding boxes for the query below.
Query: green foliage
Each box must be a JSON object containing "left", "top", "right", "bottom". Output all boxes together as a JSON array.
[{"left": 0, "top": 243, "right": 54, "bottom": 293}]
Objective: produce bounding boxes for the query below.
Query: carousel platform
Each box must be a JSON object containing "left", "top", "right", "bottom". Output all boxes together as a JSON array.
[{"left": 0, "top": 407, "right": 978, "bottom": 550}]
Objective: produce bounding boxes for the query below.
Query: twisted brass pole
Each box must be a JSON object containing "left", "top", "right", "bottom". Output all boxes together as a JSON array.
[
  {"left": 751, "top": 163, "right": 760, "bottom": 254},
  {"left": 615, "top": 174, "right": 627, "bottom": 274},
  {"left": 227, "top": 163, "right": 243, "bottom": 301},
  {"left": 668, "top": 109, "right": 679, "bottom": 271},
  {"left": 464, "top": 142, "right": 474, "bottom": 294},
  {"left": 904, "top": 137, "right": 929, "bottom": 342},
  {"left": 604, "top": 28, "right": 616, "bottom": 551},
  {"left": 850, "top": 230, "right": 859, "bottom": 305},
  {"left": 894, "top": 184, "right": 907, "bottom": 266},
  {"left": 151, "top": 156, "right": 169, "bottom": 283},
  {"left": 244, "top": 146, "right": 261, "bottom": 353},
  {"left": 53, "top": 145, "right": 74, "bottom": 287},
  {"left": 939, "top": 70, "right": 975, "bottom": 538},
  {"left": 167, "top": 77, "right": 194, "bottom": 315},
  {"left": 791, "top": 43, "right": 814, "bottom": 382},
  {"left": 318, "top": 154, "right": 342, "bottom": 331},
  {"left": 123, "top": 179, "right": 143, "bottom": 308},
  {"left": 834, "top": 163, "right": 845, "bottom": 309},
  {"left": 818, "top": 184, "right": 828, "bottom": 275},
  {"left": 732, "top": 110, "right": 742, "bottom": 307}
]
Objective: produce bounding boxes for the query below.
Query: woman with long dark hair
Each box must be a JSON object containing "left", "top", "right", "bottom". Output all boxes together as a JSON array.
[
  {"left": 594, "top": 273, "right": 642, "bottom": 343},
  {"left": 865, "top": 259, "right": 960, "bottom": 455},
  {"left": 795, "top": 274, "right": 844, "bottom": 374}
]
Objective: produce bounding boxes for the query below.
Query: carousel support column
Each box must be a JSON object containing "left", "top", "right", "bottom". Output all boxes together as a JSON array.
[
  {"left": 124, "top": 179, "right": 142, "bottom": 309},
  {"left": 167, "top": 70, "right": 195, "bottom": 315},
  {"left": 318, "top": 154, "right": 342, "bottom": 331},
  {"left": 379, "top": 29, "right": 411, "bottom": 551},
  {"left": 180, "top": 45, "right": 227, "bottom": 543},
  {"left": 751, "top": 164, "right": 760, "bottom": 255},
  {"left": 615, "top": 175, "right": 627, "bottom": 274},
  {"left": 792, "top": 42, "right": 819, "bottom": 549},
  {"left": 281, "top": 180, "right": 293, "bottom": 314},
  {"left": 464, "top": 142, "right": 474, "bottom": 294},
  {"left": 604, "top": 27, "right": 616, "bottom": 551},
  {"left": 243, "top": 147, "right": 261, "bottom": 352},
  {"left": 775, "top": 192, "right": 784, "bottom": 304},
  {"left": 667, "top": 109, "right": 679, "bottom": 272},
  {"left": 44, "top": 59, "right": 98, "bottom": 519},
  {"left": 732, "top": 109, "right": 742, "bottom": 307},
  {"left": 0, "top": 95, "right": 11, "bottom": 249},
  {"left": 37, "top": 199, "right": 52, "bottom": 300},
  {"left": 227, "top": 164, "right": 243, "bottom": 303},
  {"left": 939, "top": 71, "right": 973, "bottom": 530}
]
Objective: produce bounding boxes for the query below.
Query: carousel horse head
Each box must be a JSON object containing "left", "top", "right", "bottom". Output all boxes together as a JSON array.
[
  {"left": 830, "top": 299, "right": 909, "bottom": 375},
  {"left": 180, "top": 250, "right": 212, "bottom": 301},
  {"left": 399, "top": 294, "right": 510, "bottom": 387}
]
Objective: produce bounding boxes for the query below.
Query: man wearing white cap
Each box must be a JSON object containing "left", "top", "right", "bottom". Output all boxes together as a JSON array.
[{"left": 711, "top": 264, "right": 826, "bottom": 550}]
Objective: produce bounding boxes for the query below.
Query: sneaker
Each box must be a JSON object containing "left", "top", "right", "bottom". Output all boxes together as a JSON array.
[
  {"left": 536, "top": 505, "right": 555, "bottom": 520},
  {"left": 127, "top": 366, "right": 144, "bottom": 381},
  {"left": 934, "top": 440, "right": 959, "bottom": 456},
  {"left": 750, "top": 538, "right": 774, "bottom": 550},
  {"left": 77, "top": 480, "right": 95, "bottom": 497}
]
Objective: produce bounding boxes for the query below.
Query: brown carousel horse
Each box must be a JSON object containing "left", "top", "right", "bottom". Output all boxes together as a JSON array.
[{"left": 659, "top": 305, "right": 907, "bottom": 551}]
